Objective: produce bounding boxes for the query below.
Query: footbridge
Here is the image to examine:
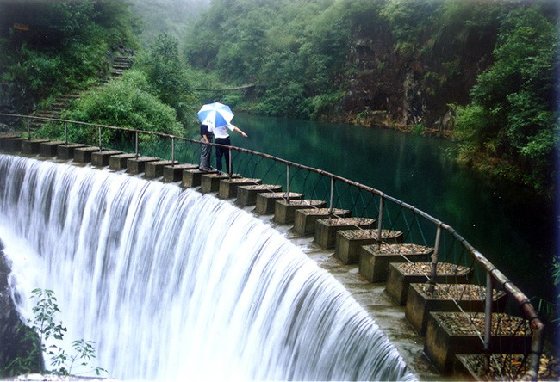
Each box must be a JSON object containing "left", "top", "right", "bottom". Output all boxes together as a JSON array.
[{"left": 0, "top": 113, "right": 549, "bottom": 380}]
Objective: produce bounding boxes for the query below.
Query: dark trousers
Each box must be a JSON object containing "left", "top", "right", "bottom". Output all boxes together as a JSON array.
[
  {"left": 215, "top": 137, "right": 231, "bottom": 173},
  {"left": 199, "top": 135, "right": 213, "bottom": 170}
]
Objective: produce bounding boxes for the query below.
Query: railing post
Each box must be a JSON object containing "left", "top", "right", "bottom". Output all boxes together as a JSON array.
[
  {"left": 529, "top": 321, "right": 544, "bottom": 381},
  {"left": 228, "top": 147, "right": 232, "bottom": 176},
  {"left": 171, "top": 137, "right": 175, "bottom": 167},
  {"left": 484, "top": 271, "right": 493, "bottom": 351},
  {"left": 26, "top": 118, "right": 30, "bottom": 139},
  {"left": 135, "top": 131, "right": 139, "bottom": 159},
  {"left": 97, "top": 126, "right": 102, "bottom": 151},
  {"left": 64, "top": 121, "right": 68, "bottom": 145},
  {"left": 286, "top": 164, "right": 290, "bottom": 202},
  {"left": 329, "top": 176, "right": 334, "bottom": 213},
  {"left": 376, "top": 195, "right": 384, "bottom": 248},
  {"left": 426, "top": 225, "right": 441, "bottom": 294}
]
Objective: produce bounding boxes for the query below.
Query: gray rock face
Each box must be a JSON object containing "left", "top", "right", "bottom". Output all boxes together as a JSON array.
[{"left": 0, "top": 239, "right": 43, "bottom": 377}]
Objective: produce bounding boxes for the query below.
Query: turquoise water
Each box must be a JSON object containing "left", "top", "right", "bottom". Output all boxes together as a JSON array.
[{"left": 231, "top": 113, "right": 554, "bottom": 303}]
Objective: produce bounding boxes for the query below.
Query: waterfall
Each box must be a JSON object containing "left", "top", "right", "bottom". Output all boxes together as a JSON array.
[{"left": 0, "top": 154, "right": 415, "bottom": 381}]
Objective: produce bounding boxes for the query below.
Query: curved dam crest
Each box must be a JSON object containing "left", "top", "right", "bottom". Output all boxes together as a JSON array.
[{"left": 0, "top": 154, "right": 415, "bottom": 381}]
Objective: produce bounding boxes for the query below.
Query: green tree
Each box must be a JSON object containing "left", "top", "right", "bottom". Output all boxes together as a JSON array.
[
  {"left": 37, "top": 70, "right": 182, "bottom": 147},
  {"left": 1, "top": 289, "right": 106, "bottom": 378},
  {"left": 454, "top": 6, "right": 558, "bottom": 195},
  {"left": 138, "top": 33, "right": 196, "bottom": 127},
  {"left": 0, "top": 0, "right": 137, "bottom": 112}
]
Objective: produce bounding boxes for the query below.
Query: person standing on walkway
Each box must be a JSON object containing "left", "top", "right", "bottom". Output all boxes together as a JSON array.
[
  {"left": 214, "top": 122, "right": 247, "bottom": 175},
  {"left": 199, "top": 124, "right": 214, "bottom": 171}
]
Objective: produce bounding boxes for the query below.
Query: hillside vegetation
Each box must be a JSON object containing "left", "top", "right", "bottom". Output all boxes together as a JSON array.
[{"left": 0, "top": 0, "right": 557, "bottom": 196}]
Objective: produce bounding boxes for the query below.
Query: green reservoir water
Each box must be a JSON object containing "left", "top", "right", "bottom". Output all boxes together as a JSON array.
[{"left": 229, "top": 113, "right": 555, "bottom": 303}]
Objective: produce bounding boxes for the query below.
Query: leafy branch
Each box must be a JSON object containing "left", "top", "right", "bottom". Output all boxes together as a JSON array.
[{"left": 1, "top": 288, "right": 107, "bottom": 378}]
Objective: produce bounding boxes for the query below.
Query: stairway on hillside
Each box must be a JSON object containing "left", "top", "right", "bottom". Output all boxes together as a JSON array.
[
  {"left": 110, "top": 55, "right": 134, "bottom": 79},
  {"left": 30, "top": 93, "right": 80, "bottom": 130},
  {"left": 30, "top": 50, "right": 134, "bottom": 130}
]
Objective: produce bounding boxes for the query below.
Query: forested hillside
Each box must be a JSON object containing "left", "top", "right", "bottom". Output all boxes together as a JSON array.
[
  {"left": 0, "top": 0, "right": 197, "bottom": 140},
  {"left": 0, "top": 0, "right": 557, "bottom": 196},
  {"left": 128, "top": 0, "right": 210, "bottom": 49},
  {"left": 184, "top": 0, "right": 558, "bottom": 196}
]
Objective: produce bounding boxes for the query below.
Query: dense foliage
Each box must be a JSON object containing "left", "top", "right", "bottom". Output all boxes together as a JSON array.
[
  {"left": 37, "top": 70, "right": 183, "bottom": 146},
  {"left": 0, "top": 0, "right": 137, "bottom": 111},
  {"left": 1, "top": 0, "right": 557, "bottom": 195},
  {"left": 184, "top": 0, "right": 558, "bottom": 195},
  {"left": 454, "top": 7, "right": 558, "bottom": 195},
  {"left": 1, "top": 289, "right": 105, "bottom": 378},
  {"left": 135, "top": 33, "right": 198, "bottom": 127}
]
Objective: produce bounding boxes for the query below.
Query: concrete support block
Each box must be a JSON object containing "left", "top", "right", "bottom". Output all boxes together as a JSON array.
[
  {"left": 126, "top": 156, "right": 159, "bottom": 175},
  {"left": 358, "top": 243, "right": 432, "bottom": 283},
  {"left": 236, "top": 184, "right": 282, "bottom": 207},
  {"left": 254, "top": 192, "right": 303, "bottom": 215},
  {"left": 22, "top": 139, "right": 50, "bottom": 155},
  {"left": 293, "top": 208, "right": 351, "bottom": 237},
  {"left": 200, "top": 173, "right": 240, "bottom": 194},
  {"left": 405, "top": 283, "right": 504, "bottom": 336},
  {"left": 314, "top": 217, "right": 376, "bottom": 250},
  {"left": 57, "top": 144, "right": 86, "bottom": 160},
  {"left": 274, "top": 199, "right": 326, "bottom": 225},
  {"left": 335, "top": 229, "right": 403, "bottom": 264},
  {"left": 424, "top": 312, "right": 531, "bottom": 373},
  {"left": 39, "top": 141, "right": 64, "bottom": 157},
  {"left": 74, "top": 146, "right": 101, "bottom": 163},
  {"left": 145, "top": 160, "right": 177, "bottom": 179},
  {"left": 0, "top": 136, "right": 23, "bottom": 152},
  {"left": 385, "top": 262, "right": 471, "bottom": 305},
  {"left": 91, "top": 150, "right": 123, "bottom": 168},
  {"left": 163, "top": 163, "right": 198, "bottom": 182},
  {"left": 109, "top": 153, "right": 136, "bottom": 171},
  {"left": 218, "top": 177, "right": 261, "bottom": 199},
  {"left": 182, "top": 168, "right": 217, "bottom": 188}
]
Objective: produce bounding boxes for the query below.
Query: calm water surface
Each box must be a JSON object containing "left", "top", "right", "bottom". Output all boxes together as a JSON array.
[{"left": 231, "top": 113, "right": 554, "bottom": 302}]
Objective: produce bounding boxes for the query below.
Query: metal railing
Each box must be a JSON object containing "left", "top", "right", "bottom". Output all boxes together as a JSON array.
[{"left": 0, "top": 113, "right": 544, "bottom": 379}]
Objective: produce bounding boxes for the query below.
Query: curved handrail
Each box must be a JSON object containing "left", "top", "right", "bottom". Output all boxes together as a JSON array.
[{"left": 0, "top": 112, "right": 544, "bottom": 378}]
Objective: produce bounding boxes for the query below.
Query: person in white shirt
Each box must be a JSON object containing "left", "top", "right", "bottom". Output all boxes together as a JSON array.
[{"left": 214, "top": 122, "right": 247, "bottom": 174}]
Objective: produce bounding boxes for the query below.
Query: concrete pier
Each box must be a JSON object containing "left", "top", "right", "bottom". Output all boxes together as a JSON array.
[
  {"left": 145, "top": 160, "right": 177, "bottom": 179},
  {"left": 0, "top": 137, "right": 23, "bottom": 152},
  {"left": 218, "top": 177, "right": 261, "bottom": 199},
  {"left": 127, "top": 156, "right": 159, "bottom": 175},
  {"left": 254, "top": 192, "right": 303, "bottom": 215},
  {"left": 39, "top": 141, "right": 64, "bottom": 157},
  {"left": 163, "top": 163, "right": 198, "bottom": 182},
  {"left": 274, "top": 199, "right": 327, "bottom": 225},
  {"left": 22, "top": 139, "right": 49, "bottom": 155},
  {"left": 236, "top": 184, "right": 282, "bottom": 207},
  {"left": 334, "top": 229, "right": 403, "bottom": 264},
  {"left": 200, "top": 173, "right": 240, "bottom": 194},
  {"left": 183, "top": 168, "right": 217, "bottom": 188},
  {"left": 293, "top": 207, "right": 351, "bottom": 236},
  {"left": 57, "top": 143, "right": 86, "bottom": 160},
  {"left": 109, "top": 153, "right": 136, "bottom": 171},
  {"left": 74, "top": 146, "right": 101, "bottom": 163},
  {"left": 91, "top": 150, "right": 123, "bottom": 168},
  {"left": 314, "top": 217, "right": 376, "bottom": 249}
]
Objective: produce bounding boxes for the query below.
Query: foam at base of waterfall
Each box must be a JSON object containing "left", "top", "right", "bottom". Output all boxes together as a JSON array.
[{"left": 0, "top": 154, "right": 416, "bottom": 381}]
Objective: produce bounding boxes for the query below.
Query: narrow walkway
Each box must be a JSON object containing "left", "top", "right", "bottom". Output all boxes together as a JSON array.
[
  {"left": 0, "top": 135, "right": 547, "bottom": 381},
  {"left": 250, "top": 209, "right": 442, "bottom": 380}
]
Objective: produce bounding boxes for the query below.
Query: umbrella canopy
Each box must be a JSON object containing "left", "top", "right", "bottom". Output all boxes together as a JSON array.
[{"left": 197, "top": 102, "right": 234, "bottom": 128}]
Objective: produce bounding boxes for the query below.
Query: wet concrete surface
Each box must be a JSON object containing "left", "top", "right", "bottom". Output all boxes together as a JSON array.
[{"left": 253, "top": 209, "right": 446, "bottom": 381}]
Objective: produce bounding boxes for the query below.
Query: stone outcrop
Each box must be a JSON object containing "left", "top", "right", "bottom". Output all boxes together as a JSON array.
[{"left": 0, "top": 237, "right": 43, "bottom": 377}]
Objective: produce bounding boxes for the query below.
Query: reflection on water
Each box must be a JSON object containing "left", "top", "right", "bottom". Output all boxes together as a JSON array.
[{"left": 233, "top": 113, "right": 554, "bottom": 302}]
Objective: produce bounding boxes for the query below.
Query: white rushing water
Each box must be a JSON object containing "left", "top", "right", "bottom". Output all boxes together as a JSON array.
[{"left": 0, "top": 154, "right": 415, "bottom": 381}]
